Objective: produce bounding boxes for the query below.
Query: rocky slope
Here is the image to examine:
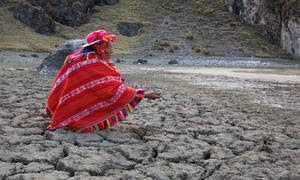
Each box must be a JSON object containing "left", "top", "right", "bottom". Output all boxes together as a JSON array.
[
  {"left": 0, "top": 0, "right": 292, "bottom": 59},
  {"left": 225, "top": 0, "right": 300, "bottom": 58}
]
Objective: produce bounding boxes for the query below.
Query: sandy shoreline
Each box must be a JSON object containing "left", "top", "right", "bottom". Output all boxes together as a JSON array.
[
  {"left": 0, "top": 53, "right": 299, "bottom": 179},
  {"left": 140, "top": 67, "right": 300, "bottom": 83}
]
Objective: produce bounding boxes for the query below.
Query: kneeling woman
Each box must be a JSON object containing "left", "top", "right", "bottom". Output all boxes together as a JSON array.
[{"left": 45, "top": 30, "right": 159, "bottom": 133}]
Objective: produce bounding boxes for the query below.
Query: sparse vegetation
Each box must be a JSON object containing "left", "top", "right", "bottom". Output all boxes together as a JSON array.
[
  {"left": 196, "top": 6, "right": 214, "bottom": 16},
  {"left": 0, "top": 0, "right": 149, "bottom": 53},
  {"left": 186, "top": 33, "right": 194, "bottom": 40},
  {"left": 260, "top": 44, "right": 269, "bottom": 52},
  {"left": 266, "top": 0, "right": 298, "bottom": 17},
  {"left": 217, "top": 0, "right": 225, "bottom": 7},
  {"left": 152, "top": 40, "right": 171, "bottom": 51},
  {"left": 229, "top": 21, "right": 240, "bottom": 27},
  {"left": 160, "top": 1, "right": 181, "bottom": 13},
  {"left": 172, "top": 45, "right": 180, "bottom": 50},
  {"left": 253, "top": 43, "right": 272, "bottom": 58},
  {"left": 191, "top": 45, "right": 211, "bottom": 55},
  {"left": 190, "top": 0, "right": 225, "bottom": 15},
  {"left": 169, "top": 48, "right": 175, "bottom": 53},
  {"left": 0, "top": 0, "right": 292, "bottom": 58},
  {"left": 169, "top": 45, "right": 180, "bottom": 53}
]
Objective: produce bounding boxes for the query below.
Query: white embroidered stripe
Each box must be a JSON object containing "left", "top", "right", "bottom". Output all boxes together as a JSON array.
[
  {"left": 57, "top": 84, "right": 126, "bottom": 128},
  {"left": 51, "top": 59, "right": 100, "bottom": 93},
  {"left": 59, "top": 76, "right": 121, "bottom": 104},
  {"left": 77, "top": 89, "right": 137, "bottom": 130}
]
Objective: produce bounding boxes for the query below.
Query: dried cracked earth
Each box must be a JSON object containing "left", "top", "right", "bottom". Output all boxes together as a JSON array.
[{"left": 0, "top": 60, "right": 300, "bottom": 180}]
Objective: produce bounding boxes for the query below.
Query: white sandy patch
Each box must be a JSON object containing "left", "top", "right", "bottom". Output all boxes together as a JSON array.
[{"left": 141, "top": 67, "right": 300, "bottom": 83}]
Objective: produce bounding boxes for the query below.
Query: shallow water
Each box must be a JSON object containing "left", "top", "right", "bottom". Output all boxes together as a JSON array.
[
  {"left": 138, "top": 67, "right": 300, "bottom": 83},
  {"left": 1, "top": 51, "right": 300, "bottom": 68},
  {"left": 119, "top": 54, "right": 300, "bottom": 68}
]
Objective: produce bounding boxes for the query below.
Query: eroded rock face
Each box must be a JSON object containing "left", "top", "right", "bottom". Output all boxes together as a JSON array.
[
  {"left": 26, "top": 0, "right": 95, "bottom": 27},
  {"left": 226, "top": 0, "right": 282, "bottom": 44},
  {"left": 105, "top": 0, "right": 120, "bottom": 5},
  {"left": 95, "top": 0, "right": 120, "bottom": 6},
  {"left": 25, "top": 0, "right": 46, "bottom": 6},
  {"left": 13, "top": 1, "right": 56, "bottom": 34},
  {"left": 225, "top": 0, "right": 300, "bottom": 58},
  {"left": 38, "top": 39, "right": 85, "bottom": 75},
  {"left": 13, "top": 0, "right": 120, "bottom": 31},
  {"left": 281, "top": 18, "right": 300, "bottom": 58},
  {"left": 117, "top": 22, "right": 144, "bottom": 37},
  {"left": 0, "top": 0, "right": 6, "bottom": 6}
]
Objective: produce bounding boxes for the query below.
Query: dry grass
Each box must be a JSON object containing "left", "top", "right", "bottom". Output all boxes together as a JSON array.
[
  {"left": 75, "top": 0, "right": 149, "bottom": 55},
  {"left": 0, "top": 2, "right": 64, "bottom": 52},
  {"left": 0, "top": 0, "right": 292, "bottom": 58},
  {"left": 160, "top": 1, "right": 181, "bottom": 13},
  {"left": 190, "top": 0, "right": 225, "bottom": 15},
  {"left": 0, "top": 0, "right": 149, "bottom": 54},
  {"left": 152, "top": 40, "right": 171, "bottom": 51},
  {"left": 196, "top": 6, "right": 214, "bottom": 15},
  {"left": 191, "top": 45, "right": 212, "bottom": 56},
  {"left": 169, "top": 45, "right": 180, "bottom": 53},
  {"left": 186, "top": 33, "right": 194, "bottom": 40}
]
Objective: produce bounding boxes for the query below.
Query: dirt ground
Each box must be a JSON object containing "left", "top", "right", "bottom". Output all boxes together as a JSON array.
[{"left": 0, "top": 57, "right": 299, "bottom": 179}]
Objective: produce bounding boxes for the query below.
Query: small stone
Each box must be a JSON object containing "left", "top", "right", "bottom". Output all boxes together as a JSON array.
[
  {"left": 38, "top": 39, "right": 85, "bottom": 75},
  {"left": 133, "top": 59, "right": 148, "bottom": 64},
  {"left": 31, "top": 54, "right": 39, "bottom": 58},
  {"left": 116, "top": 59, "right": 125, "bottom": 63},
  {"left": 16, "top": 68, "right": 29, "bottom": 71},
  {"left": 168, "top": 59, "right": 178, "bottom": 65},
  {"left": 117, "top": 21, "right": 143, "bottom": 37},
  {"left": 0, "top": 0, "right": 6, "bottom": 6},
  {"left": 13, "top": 1, "right": 56, "bottom": 34},
  {"left": 95, "top": 0, "right": 105, "bottom": 6},
  {"left": 105, "top": 0, "right": 120, "bottom": 5}
]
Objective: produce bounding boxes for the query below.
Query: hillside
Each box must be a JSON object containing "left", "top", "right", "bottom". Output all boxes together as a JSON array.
[{"left": 0, "top": 0, "right": 291, "bottom": 58}]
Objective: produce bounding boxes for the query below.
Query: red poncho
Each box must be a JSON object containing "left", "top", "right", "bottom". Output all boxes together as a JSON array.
[{"left": 45, "top": 49, "right": 144, "bottom": 132}]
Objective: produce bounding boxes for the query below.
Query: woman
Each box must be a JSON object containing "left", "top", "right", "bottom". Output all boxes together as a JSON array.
[{"left": 45, "top": 30, "right": 160, "bottom": 133}]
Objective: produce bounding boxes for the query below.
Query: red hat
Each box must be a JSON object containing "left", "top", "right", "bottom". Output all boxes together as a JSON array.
[{"left": 82, "top": 30, "right": 116, "bottom": 48}]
